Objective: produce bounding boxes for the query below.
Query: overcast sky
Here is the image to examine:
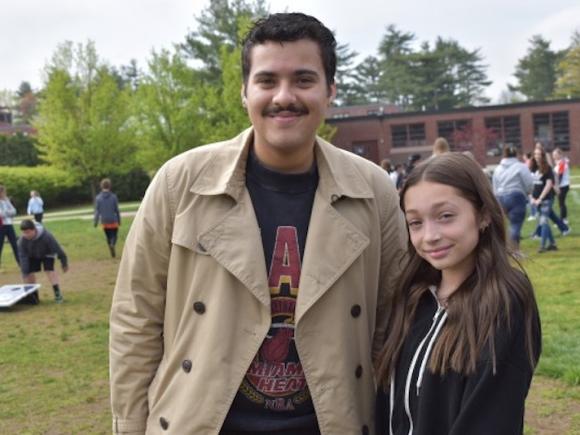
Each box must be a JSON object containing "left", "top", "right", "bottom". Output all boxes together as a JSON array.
[{"left": 1, "top": 0, "right": 579, "bottom": 102}]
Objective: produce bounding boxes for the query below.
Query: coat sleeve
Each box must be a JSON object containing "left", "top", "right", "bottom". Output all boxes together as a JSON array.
[
  {"left": 373, "top": 179, "right": 408, "bottom": 361},
  {"left": 449, "top": 305, "right": 541, "bottom": 435},
  {"left": 109, "top": 164, "right": 174, "bottom": 434}
]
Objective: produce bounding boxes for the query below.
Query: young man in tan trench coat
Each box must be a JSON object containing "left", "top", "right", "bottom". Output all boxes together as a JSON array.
[{"left": 109, "top": 12, "right": 407, "bottom": 435}]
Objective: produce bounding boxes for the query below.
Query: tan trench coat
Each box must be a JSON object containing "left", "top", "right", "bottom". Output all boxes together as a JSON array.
[{"left": 109, "top": 129, "right": 407, "bottom": 435}]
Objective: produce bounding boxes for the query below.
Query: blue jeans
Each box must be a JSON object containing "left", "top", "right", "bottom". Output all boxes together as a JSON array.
[
  {"left": 0, "top": 224, "right": 20, "bottom": 266},
  {"left": 497, "top": 191, "right": 527, "bottom": 243},
  {"left": 533, "top": 202, "right": 569, "bottom": 236},
  {"left": 539, "top": 200, "right": 555, "bottom": 248}
]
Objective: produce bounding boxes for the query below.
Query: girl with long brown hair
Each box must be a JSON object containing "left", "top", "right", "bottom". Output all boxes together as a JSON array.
[{"left": 376, "top": 153, "right": 541, "bottom": 435}]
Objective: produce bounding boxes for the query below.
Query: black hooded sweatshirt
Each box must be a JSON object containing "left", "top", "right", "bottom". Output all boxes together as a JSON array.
[{"left": 376, "top": 287, "right": 541, "bottom": 435}]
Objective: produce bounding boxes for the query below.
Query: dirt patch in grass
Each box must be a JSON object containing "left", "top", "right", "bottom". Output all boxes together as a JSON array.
[{"left": 525, "top": 376, "right": 580, "bottom": 434}]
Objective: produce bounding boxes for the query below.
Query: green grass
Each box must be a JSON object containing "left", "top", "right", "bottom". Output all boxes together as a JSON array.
[{"left": 1, "top": 180, "right": 579, "bottom": 434}]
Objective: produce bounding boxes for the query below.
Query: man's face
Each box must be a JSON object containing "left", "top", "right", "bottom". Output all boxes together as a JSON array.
[
  {"left": 242, "top": 39, "right": 335, "bottom": 171},
  {"left": 22, "top": 229, "right": 36, "bottom": 240}
]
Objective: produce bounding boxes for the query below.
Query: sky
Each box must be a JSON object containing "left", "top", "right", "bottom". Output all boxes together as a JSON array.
[{"left": 1, "top": 0, "right": 579, "bottom": 102}]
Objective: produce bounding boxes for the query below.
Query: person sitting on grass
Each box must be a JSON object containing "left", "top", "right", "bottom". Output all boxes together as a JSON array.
[{"left": 17, "top": 219, "right": 68, "bottom": 303}]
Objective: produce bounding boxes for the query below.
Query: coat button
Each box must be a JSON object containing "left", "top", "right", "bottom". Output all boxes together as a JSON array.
[
  {"left": 331, "top": 193, "right": 340, "bottom": 202},
  {"left": 159, "top": 417, "right": 169, "bottom": 430},
  {"left": 193, "top": 301, "right": 206, "bottom": 314},
  {"left": 362, "top": 424, "right": 369, "bottom": 435},
  {"left": 182, "top": 359, "right": 192, "bottom": 373},
  {"left": 355, "top": 365, "right": 363, "bottom": 378},
  {"left": 351, "top": 304, "right": 361, "bottom": 318}
]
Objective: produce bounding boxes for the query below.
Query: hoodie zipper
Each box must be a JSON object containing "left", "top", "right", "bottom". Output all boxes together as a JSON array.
[{"left": 390, "top": 291, "right": 447, "bottom": 435}]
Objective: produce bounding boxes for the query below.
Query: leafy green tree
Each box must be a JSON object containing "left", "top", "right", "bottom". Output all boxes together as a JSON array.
[
  {"left": 510, "top": 35, "right": 563, "bottom": 101},
  {"left": 180, "top": 0, "right": 267, "bottom": 83},
  {"left": 132, "top": 49, "right": 204, "bottom": 173},
  {"left": 196, "top": 45, "right": 250, "bottom": 143},
  {"left": 554, "top": 31, "right": 580, "bottom": 98},
  {"left": 35, "top": 41, "right": 137, "bottom": 197}
]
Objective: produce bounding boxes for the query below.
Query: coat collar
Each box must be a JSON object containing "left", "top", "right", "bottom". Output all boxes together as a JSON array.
[{"left": 190, "top": 127, "right": 375, "bottom": 203}]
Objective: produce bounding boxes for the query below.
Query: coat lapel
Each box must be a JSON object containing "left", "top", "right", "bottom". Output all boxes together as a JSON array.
[
  {"left": 295, "top": 191, "right": 370, "bottom": 323},
  {"left": 197, "top": 190, "right": 270, "bottom": 307}
]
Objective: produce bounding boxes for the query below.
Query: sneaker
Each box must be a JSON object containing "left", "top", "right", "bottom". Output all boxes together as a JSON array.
[
  {"left": 563, "top": 219, "right": 569, "bottom": 225},
  {"left": 527, "top": 216, "right": 536, "bottom": 221},
  {"left": 530, "top": 234, "right": 540, "bottom": 240},
  {"left": 546, "top": 244, "right": 558, "bottom": 251},
  {"left": 562, "top": 227, "right": 571, "bottom": 236},
  {"left": 54, "top": 289, "right": 64, "bottom": 304},
  {"left": 109, "top": 244, "right": 116, "bottom": 258}
]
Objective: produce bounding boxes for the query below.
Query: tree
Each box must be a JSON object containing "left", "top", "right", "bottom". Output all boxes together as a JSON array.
[
  {"left": 14, "top": 81, "right": 38, "bottom": 125},
  {"left": 410, "top": 38, "right": 490, "bottom": 110},
  {"left": 132, "top": 49, "right": 205, "bottom": 173},
  {"left": 510, "top": 35, "right": 563, "bottom": 101},
  {"left": 0, "top": 133, "right": 39, "bottom": 166},
  {"left": 35, "top": 41, "right": 137, "bottom": 198},
  {"left": 334, "top": 42, "right": 359, "bottom": 106},
  {"left": 377, "top": 25, "right": 417, "bottom": 108},
  {"left": 179, "top": 0, "right": 268, "bottom": 83},
  {"left": 554, "top": 31, "right": 580, "bottom": 98}
]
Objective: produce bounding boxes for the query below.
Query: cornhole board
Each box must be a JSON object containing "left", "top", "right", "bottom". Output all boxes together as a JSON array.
[{"left": 0, "top": 284, "right": 41, "bottom": 307}]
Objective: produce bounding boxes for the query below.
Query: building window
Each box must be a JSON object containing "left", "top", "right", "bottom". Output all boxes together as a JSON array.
[
  {"left": 437, "top": 119, "right": 472, "bottom": 150},
  {"left": 484, "top": 115, "right": 521, "bottom": 156},
  {"left": 533, "top": 111, "right": 570, "bottom": 150},
  {"left": 351, "top": 141, "right": 378, "bottom": 162},
  {"left": 391, "top": 123, "right": 426, "bottom": 148}
]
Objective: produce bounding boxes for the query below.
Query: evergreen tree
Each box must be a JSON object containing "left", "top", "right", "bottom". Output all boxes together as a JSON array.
[
  {"left": 510, "top": 35, "right": 563, "bottom": 101},
  {"left": 179, "top": 0, "right": 268, "bottom": 83},
  {"left": 334, "top": 42, "right": 359, "bottom": 106}
]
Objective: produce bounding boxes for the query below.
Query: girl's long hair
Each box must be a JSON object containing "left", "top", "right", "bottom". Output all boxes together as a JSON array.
[
  {"left": 530, "top": 144, "right": 550, "bottom": 175},
  {"left": 376, "top": 153, "right": 540, "bottom": 385}
]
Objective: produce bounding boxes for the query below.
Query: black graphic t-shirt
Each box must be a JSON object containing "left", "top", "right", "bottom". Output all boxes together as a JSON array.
[{"left": 221, "top": 150, "right": 319, "bottom": 432}]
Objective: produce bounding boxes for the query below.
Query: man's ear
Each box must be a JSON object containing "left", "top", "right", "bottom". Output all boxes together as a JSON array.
[
  {"left": 240, "top": 85, "right": 247, "bottom": 108},
  {"left": 327, "top": 83, "right": 336, "bottom": 105}
]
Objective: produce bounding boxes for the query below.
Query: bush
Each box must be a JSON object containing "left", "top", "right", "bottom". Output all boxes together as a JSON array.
[
  {"left": 0, "top": 166, "right": 76, "bottom": 211},
  {"left": 0, "top": 166, "right": 150, "bottom": 211},
  {"left": 0, "top": 133, "right": 39, "bottom": 166}
]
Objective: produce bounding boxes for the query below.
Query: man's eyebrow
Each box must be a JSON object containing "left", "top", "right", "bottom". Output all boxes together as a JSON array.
[{"left": 252, "top": 69, "right": 320, "bottom": 78}]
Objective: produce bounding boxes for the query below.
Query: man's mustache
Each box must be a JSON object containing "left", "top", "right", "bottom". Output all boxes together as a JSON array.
[{"left": 262, "top": 104, "right": 309, "bottom": 116}]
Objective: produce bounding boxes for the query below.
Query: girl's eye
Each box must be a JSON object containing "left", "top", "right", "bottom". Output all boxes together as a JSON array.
[
  {"left": 407, "top": 220, "right": 421, "bottom": 229},
  {"left": 439, "top": 213, "right": 454, "bottom": 221}
]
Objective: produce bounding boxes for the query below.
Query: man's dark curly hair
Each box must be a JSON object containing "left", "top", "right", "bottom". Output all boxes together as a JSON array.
[{"left": 241, "top": 13, "right": 337, "bottom": 90}]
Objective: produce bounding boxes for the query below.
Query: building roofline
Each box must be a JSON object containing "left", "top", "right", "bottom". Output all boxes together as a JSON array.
[{"left": 326, "top": 98, "right": 580, "bottom": 123}]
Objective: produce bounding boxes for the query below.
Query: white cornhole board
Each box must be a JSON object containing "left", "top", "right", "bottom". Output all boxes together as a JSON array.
[{"left": 0, "top": 284, "right": 41, "bottom": 307}]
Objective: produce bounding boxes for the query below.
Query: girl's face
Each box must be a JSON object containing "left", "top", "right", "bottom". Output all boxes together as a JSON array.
[{"left": 404, "top": 181, "right": 483, "bottom": 284}]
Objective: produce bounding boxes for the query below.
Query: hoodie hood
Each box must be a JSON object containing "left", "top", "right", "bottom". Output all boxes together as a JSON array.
[
  {"left": 33, "top": 223, "right": 44, "bottom": 240},
  {"left": 498, "top": 157, "right": 519, "bottom": 168}
]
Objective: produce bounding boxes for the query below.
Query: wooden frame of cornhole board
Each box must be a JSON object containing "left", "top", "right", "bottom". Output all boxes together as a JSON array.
[{"left": 0, "top": 284, "right": 41, "bottom": 308}]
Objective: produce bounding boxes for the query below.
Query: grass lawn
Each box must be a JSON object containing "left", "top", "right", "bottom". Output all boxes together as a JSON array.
[{"left": 1, "top": 176, "right": 580, "bottom": 434}]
